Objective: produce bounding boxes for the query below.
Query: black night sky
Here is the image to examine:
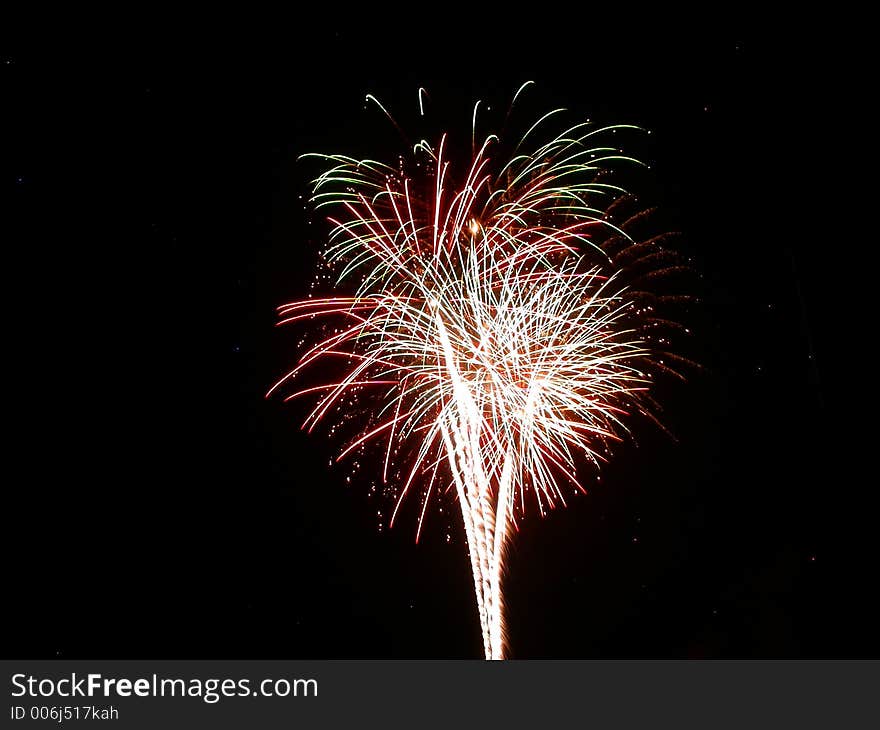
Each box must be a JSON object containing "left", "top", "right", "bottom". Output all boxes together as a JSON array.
[{"left": 5, "top": 23, "right": 870, "bottom": 659}]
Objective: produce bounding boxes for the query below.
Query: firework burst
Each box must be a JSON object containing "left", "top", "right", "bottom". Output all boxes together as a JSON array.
[{"left": 269, "top": 83, "right": 690, "bottom": 659}]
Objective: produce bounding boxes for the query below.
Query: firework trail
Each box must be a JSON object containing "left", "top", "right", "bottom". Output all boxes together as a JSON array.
[{"left": 269, "top": 84, "right": 689, "bottom": 659}]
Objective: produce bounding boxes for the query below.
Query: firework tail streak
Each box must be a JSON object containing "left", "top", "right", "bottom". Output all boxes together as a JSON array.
[{"left": 269, "top": 83, "right": 687, "bottom": 659}]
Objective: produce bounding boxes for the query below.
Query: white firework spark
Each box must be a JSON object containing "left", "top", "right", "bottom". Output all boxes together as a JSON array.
[{"left": 270, "top": 85, "right": 685, "bottom": 659}]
